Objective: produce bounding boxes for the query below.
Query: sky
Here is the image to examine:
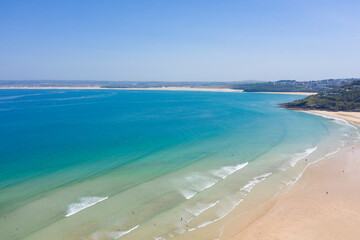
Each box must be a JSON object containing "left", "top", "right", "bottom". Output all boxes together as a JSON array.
[{"left": 0, "top": 0, "right": 359, "bottom": 82}]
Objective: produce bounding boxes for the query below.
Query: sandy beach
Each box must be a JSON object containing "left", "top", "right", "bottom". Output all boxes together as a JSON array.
[
  {"left": 113, "top": 87, "right": 244, "bottom": 92},
  {"left": 2, "top": 87, "right": 325, "bottom": 96},
  {"left": 231, "top": 111, "right": 360, "bottom": 240},
  {"left": 0, "top": 86, "right": 104, "bottom": 89},
  {"left": 0, "top": 86, "right": 244, "bottom": 92},
  {"left": 309, "top": 110, "right": 360, "bottom": 126}
]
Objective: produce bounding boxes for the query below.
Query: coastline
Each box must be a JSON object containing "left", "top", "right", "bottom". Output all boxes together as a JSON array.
[
  {"left": 253, "top": 91, "right": 317, "bottom": 95},
  {"left": 112, "top": 87, "right": 244, "bottom": 92},
  {"left": 2, "top": 88, "right": 359, "bottom": 239},
  {"left": 308, "top": 110, "right": 360, "bottom": 126},
  {"left": 0, "top": 86, "right": 244, "bottom": 92},
  {"left": 0, "top": 86, "right": 104, "bottom": 89},
  {"left": 0, "top": 87, "right": 323, "bottom": 96},
  {"left": 0, "top": 87, "right": 318, "bottom": 95},
  {"left": 231, "top": 111, "right": 360, "bottom": 240}
]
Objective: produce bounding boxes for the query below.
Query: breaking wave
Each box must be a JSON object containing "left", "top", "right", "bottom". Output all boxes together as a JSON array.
[
  {"left": 211, "top": 162, "right": 248, "bottom": 179},
  {"left": 109, "top": 225, "right": 139, "bottom": 239},
  {"left": 240, "top": 172, "right": 272, "bottom": 193},
  {"left": 289, "top": 147, "right": 317, "bottom": 167},
  {"left": 185, "top": 200, "right": 219, "bottom": 217},
  {"left": 65, "top": 196, "right": 108, "bottom": 217}
]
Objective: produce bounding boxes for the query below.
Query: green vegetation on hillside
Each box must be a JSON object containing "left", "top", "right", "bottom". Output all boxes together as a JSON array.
[
  {"left": 231, "top": 82, "right": 314, "bottom": 92},
  {"left": 281, "top": 81, "right": 360, "bottom": 112}
]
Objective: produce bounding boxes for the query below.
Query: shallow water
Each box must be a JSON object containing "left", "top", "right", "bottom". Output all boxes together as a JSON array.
[{"left": 0, "top": 89, "right": 358, "bottom": 240}]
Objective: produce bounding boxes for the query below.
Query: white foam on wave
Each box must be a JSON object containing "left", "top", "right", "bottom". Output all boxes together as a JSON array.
[
  {"left": 153, "top": 237, "right": 165, "bottom": 240},
  {"left": 212, "top": 162, "right": 248, "bottom": 179},
  {"left": 240, "top": 172, "right": 272, "bottom": 193},
  {"left": 109, "top": 225, "right": 139, "bottom": 239},
  {"left": 50, "top": 93, "right": 113, "bottom": 101},
  {"left": 186, "top": 200, "right": 219, "bottom": 217},
  {"left": 186, "top": 175, "right": 219, "bottom": 192},
  {"left": 178, "top": 163, "right": 248, "bottom": 200},
  {"left": 0, "top": 92, "right": 52, "bottom": 101},
  {"left": 65, "top": 196, "right": 108, "bottom": 217},
  {"left": 179, "top": 189, "right": 197, "bottom": 200},
  {"left": 290, "top": 147, "right": 317, "bottom": 167},
  {"left": 307, "top": 112, "right": 358, "bottom": 130},
  {"left": 287, "top": 145, "right": 350, "bottom": 187},
  {"left": 179, "top": 175, "right": 220, "bottom": 200},
  {"left": 217, "top": 198, "right": 243, "bottom": 219},
  {"left": 187, "top": 198, "right": 244, "bottom": 232}
]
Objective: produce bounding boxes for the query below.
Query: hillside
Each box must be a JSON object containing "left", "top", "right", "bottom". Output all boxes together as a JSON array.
[
  {"left": 231, "top": 79, "right": 358, "bottom": 93},
  {"left": 280, "top": 81, "right": 360, "bottom": 112},
  {"left": 231, "top": 82, "right": 314, "bottom": 92}
]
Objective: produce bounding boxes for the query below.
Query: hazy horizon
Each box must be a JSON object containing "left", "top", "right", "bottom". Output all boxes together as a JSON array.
[{"left": 0, "top": 78, "right": 359, "bottom": 83}]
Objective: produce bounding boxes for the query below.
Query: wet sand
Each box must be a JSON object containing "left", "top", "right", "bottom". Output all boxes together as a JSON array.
[
  {"left": 231, "top": 112, "right": 360, "bottom": 240},
  {"left": 309, "top": 110, "right": 360, "bottom": 126}
]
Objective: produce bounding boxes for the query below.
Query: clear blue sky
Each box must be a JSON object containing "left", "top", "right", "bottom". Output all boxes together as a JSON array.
[{"left": 0, "top": 0, "right": 359, "bottom": 81}]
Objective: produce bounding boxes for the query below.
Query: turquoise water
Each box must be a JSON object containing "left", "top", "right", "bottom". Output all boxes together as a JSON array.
[{"left": 0, "top": 89, "right": 357, "bottom": 240}]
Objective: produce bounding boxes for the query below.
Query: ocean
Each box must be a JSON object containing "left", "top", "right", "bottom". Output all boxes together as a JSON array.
[{"left": 0, "top": 89, "right": 358, "bottom": 240}]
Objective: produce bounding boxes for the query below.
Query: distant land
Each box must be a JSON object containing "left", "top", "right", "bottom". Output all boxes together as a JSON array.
[
  {"left": 281, "top": 80, "right": 360, "bottom": 112},
  {"left": 0, "top": 80, "right": 239, "bottom": 89},
  {"left": 231, "top": 78, "right": 358, "bottom": 93},
  {"left": 0, "top": 78, "right": 359, "bottom": 93}
]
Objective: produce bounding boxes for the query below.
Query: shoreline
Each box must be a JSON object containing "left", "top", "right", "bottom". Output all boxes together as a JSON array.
[
  {"left": 0, "top": 86, "right": 244, "bottom": 92},
  {"left": 307, "top": 110, "right": 360, "bottom": 126},
  {"left": 1, "top": 87, "right": 318, "bottom": 95},
  {"left": 253, "top": 91, "right": 317, "bottom": 95},
  {"left": 231, "top": 111, "right": 360, "bottom": 240},
  {"left": 0, "top": 86, "right": 104, "bottom": 89},
  {"left": 108, "top": 87, "right": 245, "bottom": 92},
  {"left": 1, "top": 89, "right": 359, "bottom": 239}
]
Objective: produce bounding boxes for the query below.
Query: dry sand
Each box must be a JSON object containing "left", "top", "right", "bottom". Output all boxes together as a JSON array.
[
  {"left": 309, "top": 110, "right": 360, "bottom": 126},
  {"left": 231, "top": 112, "right": 360, "bottom": 240},
  {"left": 0, "top": 86, "right": 244, "bottom": 92}
]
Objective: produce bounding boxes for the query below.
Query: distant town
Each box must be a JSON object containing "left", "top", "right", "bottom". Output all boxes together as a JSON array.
[{"left": 281, "top": 80, "right": 360, "bottom": 111}]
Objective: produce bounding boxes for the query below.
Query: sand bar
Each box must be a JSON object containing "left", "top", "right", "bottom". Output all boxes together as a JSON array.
[
  {"left": 0, "top": 86, "right": 244, "bottom": 92},
  {"left": 0, "top": 87, "right": 103, "bottom": 89},
  {"left": 111, "top": 87, "right": 244, "bottom": 92},
  {"left": 1, "top": 87, "right": 321, "bottom": 95},
  {"left": 231, "top": 111, "right": 360, "bottom": 240}
]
